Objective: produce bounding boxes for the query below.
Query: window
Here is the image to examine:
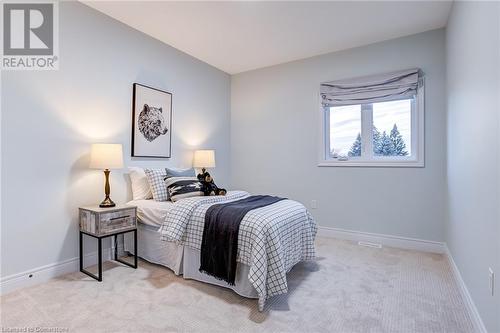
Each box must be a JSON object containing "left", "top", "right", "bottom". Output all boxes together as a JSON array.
[
  {"left": 329, "top": 104, "right": 362, "bottom": 157},
  {"left": 372, "top": 99, "right": 412, "bottom": 157},
  {"left": 319, "top": 69, "right": 424, "bottom": 167}
]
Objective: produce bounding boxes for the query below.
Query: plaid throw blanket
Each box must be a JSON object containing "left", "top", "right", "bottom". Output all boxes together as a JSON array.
[
  {"left": 199, "top": 195, "right": 287, "bottom": 285},
  {"left": 158, "top": 191, "right": 317, "bottom": 311}
]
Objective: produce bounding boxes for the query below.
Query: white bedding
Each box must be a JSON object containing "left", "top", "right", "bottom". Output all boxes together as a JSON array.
[
  {"left": 127, "top": 199, "right": 174, "bottom": 227},
  {"left": 124, "top": 222, "right": 184, "bottom": 275}
]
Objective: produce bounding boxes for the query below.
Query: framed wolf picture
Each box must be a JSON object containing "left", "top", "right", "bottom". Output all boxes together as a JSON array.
[{"left": 131, "top": 83, "right": 172, "bottom": 158}]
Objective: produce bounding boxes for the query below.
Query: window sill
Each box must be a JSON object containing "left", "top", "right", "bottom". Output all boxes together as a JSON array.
[{"left": 318, "top": 159, "right": 424, "bottom": 168}]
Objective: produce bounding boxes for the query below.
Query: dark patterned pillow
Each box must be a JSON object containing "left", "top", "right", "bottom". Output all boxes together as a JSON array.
[{"left": 165, "top": 177, "right": 203, "bottom": 202}]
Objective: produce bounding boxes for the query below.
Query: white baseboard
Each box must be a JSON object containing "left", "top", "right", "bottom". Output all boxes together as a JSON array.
[
  {"left": 317, "top": 226, "right": 446, "bottom": 253},
  {"left": 445, "top": 246, "right": 487, "bottom": 333},
  {"left": 0, "top": 248, "right": 115, "bottom": 296}
]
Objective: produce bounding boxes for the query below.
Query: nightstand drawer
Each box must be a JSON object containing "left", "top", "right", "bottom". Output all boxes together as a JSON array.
[
  {"left": 100, "top": 213, "right": 136, "bottom": 234},
  {"left": 79, "top": 206, "right": 137, "bottom": 236}
]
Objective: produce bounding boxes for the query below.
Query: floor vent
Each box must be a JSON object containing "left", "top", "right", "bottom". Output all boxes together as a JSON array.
[{"left": 358, "top": 241, "right": 382, "bottom": 248}]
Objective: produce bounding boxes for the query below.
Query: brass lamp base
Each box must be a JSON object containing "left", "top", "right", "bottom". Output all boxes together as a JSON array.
[
  {"left": 99, "top": 197, "right": 116, "bottom": 208},
  {"left": 99, "top": 168, "right": 116, "bottom": 208}
]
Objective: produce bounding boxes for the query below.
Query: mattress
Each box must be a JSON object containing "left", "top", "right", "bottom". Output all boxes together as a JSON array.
[{"left": 127, "top": 199, "right": 174, "bottom": 227}]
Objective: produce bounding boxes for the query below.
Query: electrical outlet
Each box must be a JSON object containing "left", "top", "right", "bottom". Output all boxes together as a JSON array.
[
  {"left": 310, "top": 200, "right": 317, "bottom": 209},
  {"left": 489, "top": 268, "right": 494, "bottom": 296}
]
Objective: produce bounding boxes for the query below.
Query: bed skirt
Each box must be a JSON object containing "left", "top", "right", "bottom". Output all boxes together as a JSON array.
[{"left": 124, "top": 222, "right": 258, "bottom": 299}]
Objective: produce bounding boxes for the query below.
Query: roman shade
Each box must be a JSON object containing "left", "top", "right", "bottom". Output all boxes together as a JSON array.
[{"left": 320, "top": 68, "right": 422, "bottom": 107}]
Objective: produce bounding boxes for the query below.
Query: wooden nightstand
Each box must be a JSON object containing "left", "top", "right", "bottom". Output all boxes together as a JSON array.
[{"left": 79, "top": 204, "right": 138, "bottom": 281}]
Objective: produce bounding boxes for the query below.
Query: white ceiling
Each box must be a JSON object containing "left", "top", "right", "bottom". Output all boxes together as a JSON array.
[{"left": 83, "top": 1, "right": 453, "bottom": 74}]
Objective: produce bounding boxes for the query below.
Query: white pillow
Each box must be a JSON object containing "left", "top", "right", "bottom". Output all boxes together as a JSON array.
[{"left": 129, "top": 167, "right": 153, "bottom": 200}]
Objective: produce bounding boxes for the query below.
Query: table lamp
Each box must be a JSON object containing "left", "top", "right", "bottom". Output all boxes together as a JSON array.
[
  {"left": 89, "top": 143, "right": 124, "bottom": 208},
  {"left": 193, "top": 149, "right": 215, "bottom": 173}
]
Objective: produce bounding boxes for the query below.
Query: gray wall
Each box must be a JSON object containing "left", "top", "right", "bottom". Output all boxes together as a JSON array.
[
  {"left": 1, "top": 2, "right": 231, "bottom": 277},
  {"left": 231, "top": 29, "right": 447, "bottom": 241},
  {"left": 446, "top": 2, "right": 500, "bottom": 331}
]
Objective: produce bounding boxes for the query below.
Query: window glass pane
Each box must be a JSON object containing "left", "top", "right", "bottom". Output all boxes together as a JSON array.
[
  {"left": 329, "top": 105, "right": 362, "bottom": 158},
  {"left": 372, "top": 99, "right": 412, "bottom": 157}
]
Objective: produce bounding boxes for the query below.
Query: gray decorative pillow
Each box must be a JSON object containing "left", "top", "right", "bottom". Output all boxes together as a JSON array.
[
  {"left": 165, "top": 177, "right": 203, "bottom": 202},
  {"left": 165, "top": 167, "right": 196, "bottom": 178},
  {"left": 144, "top": 168, "right": 168, "bottom": 201}
]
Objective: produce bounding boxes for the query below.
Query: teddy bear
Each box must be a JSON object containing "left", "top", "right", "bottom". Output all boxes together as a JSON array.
[{"left": 197, "top": 171, "right": 226, "bottom": 196}]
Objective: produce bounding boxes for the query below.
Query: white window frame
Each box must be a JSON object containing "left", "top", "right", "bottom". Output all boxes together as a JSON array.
[{"left": 318, "top": 86, "right": 424, "bottom": 168}]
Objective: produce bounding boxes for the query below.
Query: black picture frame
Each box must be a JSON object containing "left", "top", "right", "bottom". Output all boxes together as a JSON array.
[{"left": 131, "top": 83, "right": 172, "bottom": 158}]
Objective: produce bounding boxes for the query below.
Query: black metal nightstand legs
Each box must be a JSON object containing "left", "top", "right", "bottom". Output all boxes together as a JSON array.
[
  {"left": 80, "top": 231, "right": 103, "bottom": 281},
  {"left": 98, "top": 237, "right": 102, "bottom": 279},
  {"left": 114, "top": 230, "right": 138, "bottom": 269},
  {"left": 80, "top": 229, "right": 137, "bottom": 281}
]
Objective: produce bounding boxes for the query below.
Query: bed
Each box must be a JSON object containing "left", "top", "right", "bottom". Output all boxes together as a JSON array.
[{"left": 124, "top": 191, "right": 317, "bottom": 310}]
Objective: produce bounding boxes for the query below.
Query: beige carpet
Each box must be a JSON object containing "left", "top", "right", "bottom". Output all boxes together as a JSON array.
[{"left": 1, "top": 237, "right": 474, "bottom": 333}]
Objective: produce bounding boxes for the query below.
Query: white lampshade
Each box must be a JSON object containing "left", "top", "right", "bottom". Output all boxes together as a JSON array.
[
  {"left": 89, "top": 144, "right": 124, "bottom": 169},
  {"left": 193, "top": 150, "right": 216, "bottom": 168}
]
